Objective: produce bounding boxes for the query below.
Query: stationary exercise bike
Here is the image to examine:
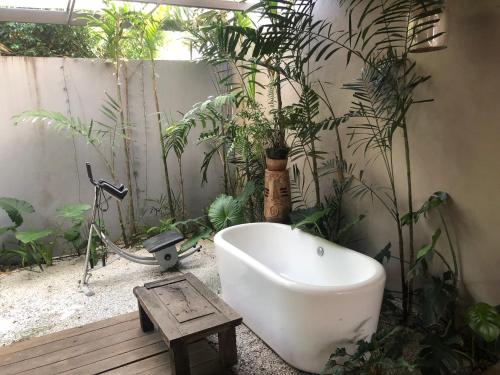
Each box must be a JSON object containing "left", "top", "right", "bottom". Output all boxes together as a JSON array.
[{"left": 80, "top": 163, "right": 199, "bottom": 296}]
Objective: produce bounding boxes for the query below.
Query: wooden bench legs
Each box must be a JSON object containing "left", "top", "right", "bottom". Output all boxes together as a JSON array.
[
  {"left": 170, "top": 341, "right": 191, "bottom": 375},
  {"left": 138, "top": 303, "right": 154, "bottom": 332},
  {"left": 218, "top": 326, "right": 238, "bottom": 368},
  {"left": 135, "top": 274, "right": 242, "bottom": 375}
]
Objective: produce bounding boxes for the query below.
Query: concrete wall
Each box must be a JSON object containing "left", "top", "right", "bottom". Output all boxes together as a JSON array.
[
  {"left": 305, "top": 0, "right": 500, "bottom": 304},
  {"left": 0, "top": 56, "right": 223, "bottom": 254}
]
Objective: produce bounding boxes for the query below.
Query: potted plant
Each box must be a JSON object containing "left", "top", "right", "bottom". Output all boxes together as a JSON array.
[{"left": 263, "top": 72, "right": 291, "bottom": 223}]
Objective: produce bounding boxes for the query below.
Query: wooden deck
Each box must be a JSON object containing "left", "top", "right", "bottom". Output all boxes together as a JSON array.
[{"left": 0, "top": 312, "right": 222, "bottom": 375}]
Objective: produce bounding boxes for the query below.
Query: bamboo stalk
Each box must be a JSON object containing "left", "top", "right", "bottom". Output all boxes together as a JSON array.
[{"left": 151, "top": 61, "right": 176, "bottom": 219}]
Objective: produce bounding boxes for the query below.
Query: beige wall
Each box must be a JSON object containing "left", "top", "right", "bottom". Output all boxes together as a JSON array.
[
  {"left": 0, "top": 57, "right": 223, "bottom": 254},
  {"left": 304, "top": 0, "right": 500, "bottom": 304}
]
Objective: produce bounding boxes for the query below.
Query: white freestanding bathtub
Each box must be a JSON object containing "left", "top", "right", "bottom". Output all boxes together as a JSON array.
[{"left": 214, "top": 223, "right": 386, "bottom": 374}]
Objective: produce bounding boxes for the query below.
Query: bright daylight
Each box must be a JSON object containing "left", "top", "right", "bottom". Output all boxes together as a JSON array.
[{"left": 0, "top": 0, "right": 498, "bottom": 374}]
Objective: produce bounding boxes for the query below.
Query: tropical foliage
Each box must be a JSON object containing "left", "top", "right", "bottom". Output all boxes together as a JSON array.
[
  {"left": 0, "top": 197, "right": 53, "bottom": 269},
  {"left": 0, "top": 22, "right": 97, "bottom": 57}
]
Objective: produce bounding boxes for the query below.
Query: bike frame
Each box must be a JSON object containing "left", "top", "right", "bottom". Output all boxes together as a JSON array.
[{"left": 80, "top": 184, "right": 200, "bottom": 296}]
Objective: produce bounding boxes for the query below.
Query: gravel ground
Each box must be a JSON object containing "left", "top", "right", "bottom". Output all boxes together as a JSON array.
[{"left": 0, "top": 240, "right": 304, "bottom": 375}]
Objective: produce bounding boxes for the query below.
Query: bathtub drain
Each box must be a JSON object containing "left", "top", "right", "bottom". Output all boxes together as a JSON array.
[{"left": 317, "top": 247, "right": 324, "bottom": 256}]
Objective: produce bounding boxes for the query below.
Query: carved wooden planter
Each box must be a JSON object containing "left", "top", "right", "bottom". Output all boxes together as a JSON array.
[{"left": 264, "top": 156, "right": 291, "bottom": 223}]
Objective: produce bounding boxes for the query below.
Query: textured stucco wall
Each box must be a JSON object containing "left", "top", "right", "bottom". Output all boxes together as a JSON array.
[
  {"left": 0, "top": 57, "right": 223, "bottom": 254},
  {"left": 303, "top": 0, "right": 500, "bottom": 304}
]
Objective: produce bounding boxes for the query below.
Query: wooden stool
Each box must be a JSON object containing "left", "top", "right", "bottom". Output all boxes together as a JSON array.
[{"left": 133, "top": 273, "right": 242, "bottom": 375}]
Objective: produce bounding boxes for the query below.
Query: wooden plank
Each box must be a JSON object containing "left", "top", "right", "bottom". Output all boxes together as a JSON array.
[
  {"left": 144, "top": 273, "right": 185, "bottom": 289},
  {"left": 0, "top": 319, "right": 139, "bottom": 367},
  {"left": 2, "top": 328, "right": 149, "bottom": 375},
  {"left": 133, "top": 340, "right": 221, "bottom": 375},
  {"left": 0, "top": 312, "right": 137, "bottom": 356},
  {"left": 104, "top": 352, "right": 170, "bottom": 374},
  {"left": 177, "top": 314, "right": 231, "bottom": 342},
  {"left": 105, "top": 339, "right": 217, "bottom": 375},
  {"left": 17, "top": 332, "right": 161, "bottom": 375},
  {"left": 185, "top": 273, "right": 241, "bottom": 322},
  {"left": 135, "top": 360, "right": 220, "bottom": 375},
  {"left": 60, "top": 341, "right": 167, "bottom": 375},
  {"left": 154, "top": 280, "right": 215, "bottom": 323}
]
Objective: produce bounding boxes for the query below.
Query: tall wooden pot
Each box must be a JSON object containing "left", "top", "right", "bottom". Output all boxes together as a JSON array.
[{"left": 264, "top": 157, "right": 291, "bottom": 223}]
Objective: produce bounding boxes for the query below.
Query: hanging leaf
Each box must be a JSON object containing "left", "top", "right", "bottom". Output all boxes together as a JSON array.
[
  {"left": 375, "top": 243, "right": 392, "bottom": 264},
  {"left": 0, "top": 197, "right": 35, "bottom": 227},
  {"left": 466, "top": 303, "right": 500, "bottom": 343},
  {"left": 180, "top": 228, "right": 212, "bottom": 253},
  {"left": 408, "top": 229, "right": 441, "bottom": 280},
  {"left": 403, "top": 191, "right": 449, "bottom": 225}
]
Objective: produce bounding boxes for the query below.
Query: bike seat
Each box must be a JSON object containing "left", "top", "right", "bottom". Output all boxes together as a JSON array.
[{"left": 144, "top": 231, "right": 185, "bottom": 253}]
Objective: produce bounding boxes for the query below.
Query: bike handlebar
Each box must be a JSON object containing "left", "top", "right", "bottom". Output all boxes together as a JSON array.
[{"left": 85, "top": 162, "right": 128, "bottom": 200}]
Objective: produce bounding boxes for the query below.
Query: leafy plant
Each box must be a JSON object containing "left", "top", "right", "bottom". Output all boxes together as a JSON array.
[
  {"left": 0, "top": 197, "right": 35, "bottom": 235},
  {"left": 334, "top": 0, "right": 447, "bottom": 319},
  {"left": 3, "top": 230, "right": 53, "bottom": 270},
  {"left": 131, "top": 9, "right": 177, "bottom": 219},
  {"left": 208, "top": 181, "right": 255, "bottom": 231},
  {"left": 0, "top": 197, "right": 54, "bottom": 270},
  {"left": 466, "top": 303, "right": 500, "bottom": 344},
  {"left": 56, "top": 203, "right": 91, "bottom": 255},
  {"left": 323, "top": 326, "right": 415, "bottom": 375},
  {"left": 0, "top": 22, "right": 97, "bottom": 57},
  {"left": 417, "top": 333, "right": 470, "bottom": 375},
  {"left": 208, "top": 195, "right": 245, "bottom": 232},
  {"left": 14, "top": 95, "right": 130, "bottom": 244},
  {"left": 85, "top": 0, "right": 139, "bottom": 236}
]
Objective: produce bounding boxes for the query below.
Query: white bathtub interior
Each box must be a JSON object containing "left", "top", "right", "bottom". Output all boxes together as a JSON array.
[{"left": 219, "top": 223, "right": 379, "bottom": 287}]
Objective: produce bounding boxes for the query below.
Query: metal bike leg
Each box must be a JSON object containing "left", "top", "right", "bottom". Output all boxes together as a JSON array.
[
  {"left": 80, "top": 188, "right": 98, "bottom": 297},
  {"left": 80, "top": 223, "right": 95, "bottom": 297}
]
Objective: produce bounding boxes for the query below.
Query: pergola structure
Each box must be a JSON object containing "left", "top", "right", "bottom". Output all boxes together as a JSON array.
[{"left": 0, "top": 0, "right": 257, "bottom": 25}]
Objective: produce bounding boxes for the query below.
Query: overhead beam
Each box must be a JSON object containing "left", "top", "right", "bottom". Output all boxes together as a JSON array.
[
  {"left": 0, "top": 0, "right": 259, "bottom": 26},
  {"left": 0, "top": 8, "right": 88, "bottom": 26},
  {"left": 130, "top": 0, "right": 257, "bottom": 11}
]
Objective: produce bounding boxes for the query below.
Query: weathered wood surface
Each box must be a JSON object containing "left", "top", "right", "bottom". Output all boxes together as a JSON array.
[
  {"left": 134, "top": 273, "right": 242, "bottom": 375},
  {"left": 134, "top": 272, "right": 242, "bottom": 346},
  {"left": 0, "top": 313, "right": 221, "bottom": 375}
]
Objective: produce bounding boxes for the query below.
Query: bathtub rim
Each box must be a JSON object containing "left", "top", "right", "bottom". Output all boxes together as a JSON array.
[{"left": 214, "top": 222, "right": 386, "bottom": 294}]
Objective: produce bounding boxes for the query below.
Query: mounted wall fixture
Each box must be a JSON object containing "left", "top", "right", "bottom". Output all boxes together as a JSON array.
[{"left": 410, "top": 1, "right": 448, "bottom": 53}]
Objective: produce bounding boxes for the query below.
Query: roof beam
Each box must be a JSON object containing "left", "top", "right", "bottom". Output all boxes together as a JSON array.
[
  {"left": 0, "top": 8, "right": 88, "bottom": 26},
  {"left": 130, "top": 0, "right": 257, "bottom": 11},
  {"left": 0, "top": 0, "right": 258, "bottom": 26}
]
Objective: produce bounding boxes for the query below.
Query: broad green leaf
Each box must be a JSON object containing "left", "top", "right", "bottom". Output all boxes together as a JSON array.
[
  {"left": 64, "top": 224, "right": 81, "bottom": 242},
  {"left": 16, "top": 230, "right": 53, "bottom": 244},
  {"left": 466, "top": 303, "right": 500, "bottom": 343},
  {"left": 208, "top": 195, "right": 244, "bottom": 232},
  {"left": 0, "top": 197, "right": 34, "bottom": 227},
  {"left": 56, "top": 203, "right": 91, "bottom": 222}
]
